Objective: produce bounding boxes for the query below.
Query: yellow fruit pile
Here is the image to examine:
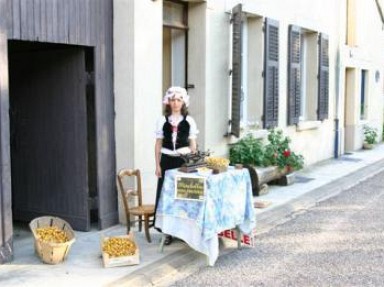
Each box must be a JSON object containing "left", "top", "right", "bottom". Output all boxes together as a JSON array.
[
  {"left": 36, "top": 226, "right": 69, "bottom": 243},
  {"left": 102, "top": 237, "right": 137, "bottom": 257},
  {"left": 205, "top": 157, "right": 230, "bottom": 169}
]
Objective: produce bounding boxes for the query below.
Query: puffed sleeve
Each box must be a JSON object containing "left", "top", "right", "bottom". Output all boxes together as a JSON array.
[
  {"left": 186, "top": 116, "right": 199, "bottom": 139},
  {"left": 155, "top": 117, "right": 166, "bottom": 139}
]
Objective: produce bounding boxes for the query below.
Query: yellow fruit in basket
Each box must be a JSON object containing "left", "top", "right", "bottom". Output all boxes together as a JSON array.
[
  {"left": 36, "top": 226, "right": 69, "bottom": 243},
  {"left": 102, "top": 237, "right": 136, "bottom": 257}
]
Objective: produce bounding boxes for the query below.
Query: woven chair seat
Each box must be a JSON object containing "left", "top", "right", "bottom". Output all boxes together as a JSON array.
[{"left": 130, "top": 205, "right": 155, "bottom": 215}]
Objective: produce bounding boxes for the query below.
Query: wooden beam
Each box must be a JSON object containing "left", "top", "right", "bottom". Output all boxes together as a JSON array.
[{"left": 0, "top": 0, "right": 13, "bottom": 264}]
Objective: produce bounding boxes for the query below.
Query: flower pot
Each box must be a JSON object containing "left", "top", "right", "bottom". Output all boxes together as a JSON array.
[
  {"left": 363, "top": 142, "right": 374, "bottom": 150},
  {"left": 278, "top": 165, "right": 293, "bottom": 176}
]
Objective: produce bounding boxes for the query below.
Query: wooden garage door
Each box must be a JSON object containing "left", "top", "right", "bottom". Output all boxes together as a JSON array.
[{"left": 9, "top": 47, "right": 90, "bottom": 231}]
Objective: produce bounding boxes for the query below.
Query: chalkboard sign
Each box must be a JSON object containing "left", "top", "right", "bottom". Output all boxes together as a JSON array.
[{"left": 175, "top": 175, "right": 206, "bottom": 201}]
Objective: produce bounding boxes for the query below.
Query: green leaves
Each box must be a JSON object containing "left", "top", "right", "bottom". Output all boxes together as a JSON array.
[
  {"left": 229, "top": 129, "right": 304, "bottom": 171},
  {"left": 363, "top": 125, "right": 378, "bottom": 145},
  {"left": 229, "top": 134, "right": 264, "bottom": 166}
]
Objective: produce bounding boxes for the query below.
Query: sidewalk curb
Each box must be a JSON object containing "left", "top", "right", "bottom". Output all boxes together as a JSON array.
[
  {"left": 255, "top": 157, "right": 384, "bottom": 234},
  {"left": 107, "top": 247, "right": 205, "bottom": 287},
  {"left": 110, "top": 157, "right": 384, "bottom": 287}
]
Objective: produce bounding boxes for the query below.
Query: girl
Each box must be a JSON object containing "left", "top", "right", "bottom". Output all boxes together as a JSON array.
[{"left": 154, "top": 86, "right": 199, "bottom": 245}]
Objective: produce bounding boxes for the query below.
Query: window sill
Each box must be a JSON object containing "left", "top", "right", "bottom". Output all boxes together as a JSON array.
[
  {"left": 227, "top": 129, "right": 268, "bottom": 145},
  {"left": 296, "top": 120, "right": 321, "bottom": 132},
  {"left": 247, "top": 129, "right": 269, "bottom": 139},
  {"left": 359, "top": 119, "right": 369, "bottom": 126}
]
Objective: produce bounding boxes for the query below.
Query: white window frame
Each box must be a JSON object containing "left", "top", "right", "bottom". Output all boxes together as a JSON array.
[{"left": 239, "top": 15, "right": 264, "bottom": 132}]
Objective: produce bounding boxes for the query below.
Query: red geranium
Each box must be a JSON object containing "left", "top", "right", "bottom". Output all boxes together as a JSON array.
[{"left": 283, "top": 149, "right": 291, "bottom": 158}]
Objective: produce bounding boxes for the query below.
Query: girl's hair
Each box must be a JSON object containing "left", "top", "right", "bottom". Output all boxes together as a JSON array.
[{"left": 164, "top": 103, "right": 189, "bottom": 117}]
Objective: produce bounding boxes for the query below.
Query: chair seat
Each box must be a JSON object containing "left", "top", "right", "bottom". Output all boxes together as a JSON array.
[{"left": 129, "top": 204, "right": 155, "bottom": 216}]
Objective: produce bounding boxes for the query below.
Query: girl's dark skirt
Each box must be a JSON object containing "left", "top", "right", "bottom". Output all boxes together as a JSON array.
[{"left": 154, "top": 154, "right": 185, "bottom": 230}]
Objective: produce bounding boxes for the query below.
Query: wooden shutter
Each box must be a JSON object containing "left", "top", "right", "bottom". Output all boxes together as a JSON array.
[
  {"left": 263, "top": 18, "right": 279, "bottom": 129},
  {"left": 231, "top": 4, "right": 242, "bottom": 137},
  {"left": 318, "top": 33, "right": 329, "bottom": 120},
  {"left": 287, "top": 25, "right": 302, "bottom": 125}
]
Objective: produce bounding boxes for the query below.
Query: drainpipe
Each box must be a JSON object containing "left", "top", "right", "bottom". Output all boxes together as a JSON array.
[
  {"left": 227, "top": 11, "right": 233, "bottom": 137},
  {"left": 334, "top": 119, "right": 340, "bottom": 158}
]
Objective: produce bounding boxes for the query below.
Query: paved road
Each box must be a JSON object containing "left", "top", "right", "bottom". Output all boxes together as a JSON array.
[{"left": 171, "top": 171, "right": 384, "bottom": 286}]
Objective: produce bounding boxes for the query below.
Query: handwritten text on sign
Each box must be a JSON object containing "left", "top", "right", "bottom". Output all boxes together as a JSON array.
[{"left": 175, "top": 175, "right": 206, "bottom": 201}]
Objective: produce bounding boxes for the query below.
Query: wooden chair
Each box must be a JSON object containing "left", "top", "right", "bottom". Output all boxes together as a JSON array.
[{"left": 117, "top": 168, "right": 155, "bottom": 243}]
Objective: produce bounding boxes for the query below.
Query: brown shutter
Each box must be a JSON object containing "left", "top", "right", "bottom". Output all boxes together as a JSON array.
[
  {"left": 287, "top": 25, "right": 302, "bottom": 125},
  {"left": 318, "top": 33, "right": 329, "bottom": 121},
  {"left": 231, "top": 4, "right": 242, "bottom": 137},
  {"left": 263, "top": 18, "right": 279, "bottom": 129}
]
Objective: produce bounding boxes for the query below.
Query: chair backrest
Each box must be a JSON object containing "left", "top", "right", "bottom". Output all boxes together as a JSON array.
[{"left": 117, "top": 169, "right": 143, "bottom": 216}]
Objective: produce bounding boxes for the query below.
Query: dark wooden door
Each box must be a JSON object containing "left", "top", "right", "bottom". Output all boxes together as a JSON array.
[{"left": 9, "top": 47, "right": 90, "bottom": 231}]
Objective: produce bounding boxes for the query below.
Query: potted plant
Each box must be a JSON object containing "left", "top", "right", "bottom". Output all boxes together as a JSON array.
[
  {"left": 363, "top": 125, "right": 378, "bottom": 149},
  {"left": 229, "top": 129, "right": 304, "bottom": 173},
  {"left": 262, "top": 129, "right": 304, "bottom": 173},
  {"left": 382, "top": 123, "right": 384, "bottom": 142},
  {"left": 229, "top": 130, "right": 304, "bottom": 195}
]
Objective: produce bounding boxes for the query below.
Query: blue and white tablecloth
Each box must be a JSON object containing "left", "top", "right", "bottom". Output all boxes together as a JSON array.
[{"left": 155, "top": 166, "right": 256, "bottom": 266}]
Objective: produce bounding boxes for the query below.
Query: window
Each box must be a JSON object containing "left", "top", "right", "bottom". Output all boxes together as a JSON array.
[
  {"left": 318, "top": 33, "right": 329, "bottom": 121},
  {"left": 288, "top": 27, "right": 329, "bottom": 125},
  {"left": 346, "top": 0, "right": 357, "bottom": 46},
  {"left": 360, "top": 70, "right": 368, "bottom": 120},
  {"left": 287, "top": 25, "right": 301, "bottom": 125},
  {"left": 163, "top": 1, "right": 188, "bottom": 95},
  {"left": 240, "top": 15, "right": 264, "bottom": 131},
  {"left": 300, "top": 30, "right": 318, "bottom": 121},
  {"left": 230, "top": 3, "right": 277, "bottom": 136},
  {"left": 263, "top": 18, "right": 280, "bottom": 129}
]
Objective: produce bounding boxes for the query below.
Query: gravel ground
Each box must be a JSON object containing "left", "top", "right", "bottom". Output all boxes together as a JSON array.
[{"left": 171, "top": 171, "right": 384, "bottom": 287}]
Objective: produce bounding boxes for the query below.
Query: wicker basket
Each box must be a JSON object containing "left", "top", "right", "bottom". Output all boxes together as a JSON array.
[
  {"left": 208, "top": 165, "right": 228, "bottom": 173},
  {"left": 29, "top": 216, "right": 76, "bottom": 264}
]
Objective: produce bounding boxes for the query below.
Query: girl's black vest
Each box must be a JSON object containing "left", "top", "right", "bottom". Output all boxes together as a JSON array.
[{"left": 162, "top": 116, "right": 190, "bottom": 150}]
